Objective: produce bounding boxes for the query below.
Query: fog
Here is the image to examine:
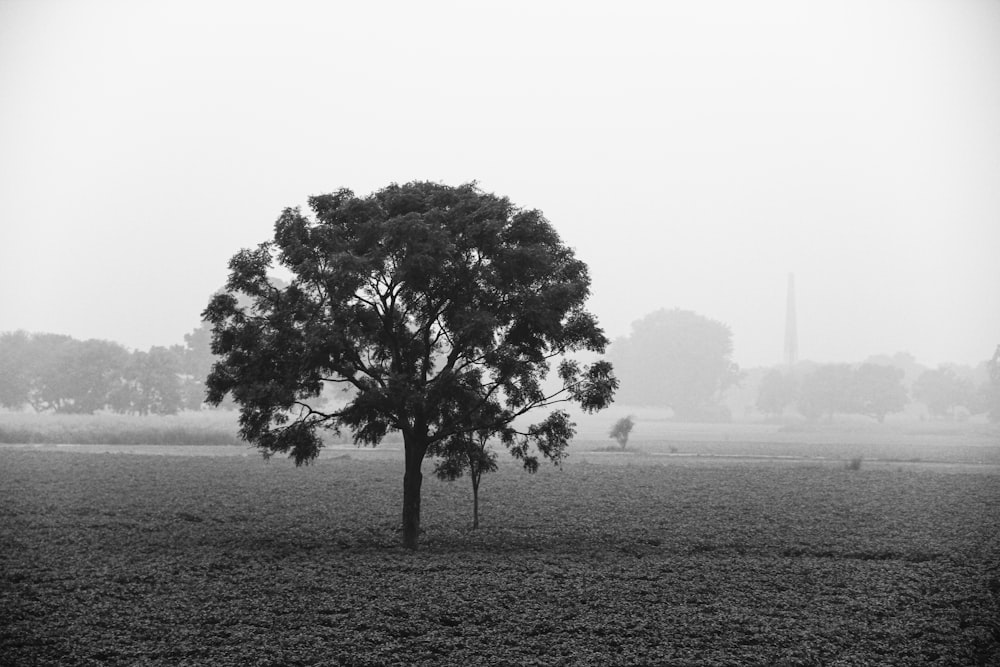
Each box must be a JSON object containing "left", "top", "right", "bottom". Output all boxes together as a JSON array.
[{"left": 1, "top": 0, "right": 998, "bottom": 369}]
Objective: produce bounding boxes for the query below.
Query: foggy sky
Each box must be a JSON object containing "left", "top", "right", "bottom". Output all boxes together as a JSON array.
[{"left": 1, "top": 0, "right": 998, "bottom": 369}]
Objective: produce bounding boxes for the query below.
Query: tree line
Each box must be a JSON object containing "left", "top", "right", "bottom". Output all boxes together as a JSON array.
[
  {"left": 755, "top": 351, "right": 1000, "bottom": 423},
  {"left": 0, "top": 326, "right": 217, "bottom": 415},
  {"left": 605, "top": 308, "right": 999, "bottom": 424}
]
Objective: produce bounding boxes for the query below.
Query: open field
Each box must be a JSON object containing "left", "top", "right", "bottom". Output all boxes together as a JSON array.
[{"left": 2, "top": 447, "right": 999, "bottom": 665}]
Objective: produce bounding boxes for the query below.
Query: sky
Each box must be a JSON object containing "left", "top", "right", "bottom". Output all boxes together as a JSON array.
[{"left": 1, "top": 0, "right": 998, "bottom": 369}]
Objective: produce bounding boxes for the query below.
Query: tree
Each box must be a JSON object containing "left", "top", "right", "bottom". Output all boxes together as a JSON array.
[
  {"left": 988, "top": 345, "right": 1000, "bottom": 423},
  {"left": 430, "top": 424, "right": 500, "bottom": 530},
  {"left": 755, "top": 368, "right": 797, "bottom": 418},
  {"left": 0, "top": 331, "right": 33, "bottom": 409},
  {"left": 797, "top": 364, "right": 853, "bottom": 421},
  {"left": 848, "top": 363, "right": 907, "bottom": 423},
  {"left": 913, "top": 367, "right": 974, "bottom": 419},
  {"left": 112, "top": 347, "right": 183, "bottom": 415},
  {"left": 609, "top": 415, "right": 635, "bottom": 449},
  {"left": 204, "top": 182, "right": 617, "bottom": 549},
  {"left": 607, "top": 309, "right": 741, "bottom": 420},
  {"left": 35, "top": 337, "right": 130, "bottom": 414},
  {"left": 176, "top": 324, "right": 217, "bottom": 410}
]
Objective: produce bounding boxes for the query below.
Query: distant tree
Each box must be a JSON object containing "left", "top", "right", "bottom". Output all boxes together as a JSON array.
[
  {"left": 756, "top": 368, "right": 797, "bottom": 418},
  {"left": 176, "top": 323, "right": 217, "bottom": 410},
  {"left": 34, "top": 338, "right": 130, "bottom": 414},
  {"left": 608, "top": 309, "right": 741, "bottom": 421},
  {"left": 913, "top": 367, "right": 974, "bottom": 419},
  {"left": 848, "top": 363, "right": 907, "bottom": 423},
  {"left": 204, "top": 182, "right": 617, "bottom": 549},
  {"left": 797, "top": 364, "right": 853, "bottom": 421},
  {"left": 0, "top": 331, "right": 33, "bottom": 410},
  {"left": 862, "top": 352, "right": 925, "bottom": 390},
  {"left": 112, "top": 347, "right": 183, "bottom": 415},
  {"left": 609, "top": 415, "right": 635, "bottom": 449},
  {"left": 989, "top": 345, "right": 1000, "bottom": 423}
]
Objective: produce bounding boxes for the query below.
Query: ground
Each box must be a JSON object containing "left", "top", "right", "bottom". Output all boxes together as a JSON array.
[{"left": 1, "top": 424, "right": 999, "bottom": 665}]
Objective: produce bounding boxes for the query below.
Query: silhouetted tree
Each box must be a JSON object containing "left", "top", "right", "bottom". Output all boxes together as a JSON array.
[
  {"left": 608, "top": 309, "right": 740, "bottom": 421},
  {"left": 204, "top": 182, "right": 617, "bottom": 549}
]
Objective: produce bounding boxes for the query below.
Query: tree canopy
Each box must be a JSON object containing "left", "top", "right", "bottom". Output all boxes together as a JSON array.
[
  {"left": 607, "top": 309, "right": 740, "bottom": 420},
  {"left": 203, "top": 181, "right": 617, "bottom": 548},
  {"left": 0, "top": 332, "right": 187, "bottom": 415},
  {"left": 913, "top": 366, "right": 975, "bottom": 419}
]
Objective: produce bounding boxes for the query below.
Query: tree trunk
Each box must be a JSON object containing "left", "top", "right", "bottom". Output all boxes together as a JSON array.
[{"left": 402, "top": 437, "right": 426, "bottom": 550}]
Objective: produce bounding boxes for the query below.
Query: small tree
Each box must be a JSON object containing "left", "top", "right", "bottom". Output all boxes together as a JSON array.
[
  {"left": 432, "top": 428, "right": 500, "bottom": 529},
  {"left": 609, "top": 415, "right": 635, "bottom": 449}
]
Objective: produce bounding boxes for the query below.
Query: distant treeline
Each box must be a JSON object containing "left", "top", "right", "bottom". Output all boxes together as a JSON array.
[
  {"left": 754, "top": 352, "right": 1000, "bottom": 423},
  {"left": 0, "top": 326, "right": 216, "bottom": 415}
]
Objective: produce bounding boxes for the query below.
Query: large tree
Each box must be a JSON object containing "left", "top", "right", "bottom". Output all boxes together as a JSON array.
[
  {"left": 848, "top": 363, "right": 907, "bottom": 423},
  {"left": 913, "top": 366, "right": 974, "bottom": 419},
  {"left": 112, "top": 346, "right": 184, "bottom": 415},
  {"left": 797, "top": 363, "right": 854, "bottom": 422},
  {"left": 204, "top": 182, "right": 617, "bottom": 549},
  {"left": 607, "top": 308, "right": 740, "bottom": 420}
]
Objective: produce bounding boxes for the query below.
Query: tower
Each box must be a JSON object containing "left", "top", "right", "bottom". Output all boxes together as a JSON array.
[{"left": 783, "top": 273, "right": 797, "bottom": 368}]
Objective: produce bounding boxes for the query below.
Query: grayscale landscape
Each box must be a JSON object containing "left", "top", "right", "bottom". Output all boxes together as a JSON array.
[{"left": 1, "top": 1, "right": 998, "bottom": 665}]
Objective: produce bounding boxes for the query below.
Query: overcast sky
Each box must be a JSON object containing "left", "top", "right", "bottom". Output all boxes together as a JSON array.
[{"left": 1, "top": 0, "right": 998, "bottom": 369}]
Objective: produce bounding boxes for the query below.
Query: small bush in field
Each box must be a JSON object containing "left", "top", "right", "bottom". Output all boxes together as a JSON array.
[
  {"left": 846, "top": 456, "right": 863, "bottom": 471},
  {"left": 609, "top": 415, "right": 636, "bottom": 450}
]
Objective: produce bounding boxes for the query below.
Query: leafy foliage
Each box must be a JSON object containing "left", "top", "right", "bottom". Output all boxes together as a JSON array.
[
  {"left": 204, "top": 181, "right": 617, "bottom": 547},
  {"left": 0, "top": 332, "right": 201, "bottom": 416},
  {"left": 608, "top": 309, "right": 741, "bottom": 420},
  {"left": 430, "top": 427, "right": 499, "bottom": 529}
]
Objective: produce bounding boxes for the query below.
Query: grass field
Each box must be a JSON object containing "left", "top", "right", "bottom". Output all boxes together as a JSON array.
[{"left": 2, "top": 442, "right": 999, "bottom": 665}]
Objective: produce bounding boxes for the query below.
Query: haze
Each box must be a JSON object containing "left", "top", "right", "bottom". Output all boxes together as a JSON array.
[{"left": 1, "top": 0, "right": 998, "bottom": 369}]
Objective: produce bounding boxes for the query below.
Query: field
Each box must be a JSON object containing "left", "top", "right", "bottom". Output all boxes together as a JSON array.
[{"left": 2, "top": 424, "right": 999, "bottom": 666}]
